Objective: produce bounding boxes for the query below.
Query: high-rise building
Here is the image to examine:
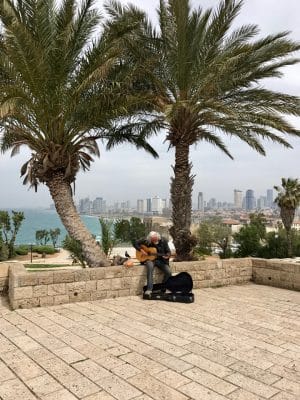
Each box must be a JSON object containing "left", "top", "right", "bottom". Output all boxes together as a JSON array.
[
  {"left": 137, "top": 199, "right": 144, "bottom": 214},
  {"left": 267, "top": 189, "right": 273, "bottom": 208},
  {"left": 208, "top": 198, "right": 217, "bottom": 209},
  {"left": 197, "top": 192, "right": 204, "bottom": 211},
  {"left": 146, "top": 198, "right": 152, "bottom": 213},
  {"left": 234, "top": 189, "right": 243, "bottom": 209},
  {"left": 92, "top": 197, "right": 106, "bottom": 213},
  {"left": 245, "top": 189, "right": 256, "bottom": 211},
  {"left": 79, "top": 197, "right": 91, "bottom": 213},
  {"left": 257, "top": 196, "right": 267, "bottom": 210},
  {"left": 152, "top": 196, "right": 163, "bottom": 214}
]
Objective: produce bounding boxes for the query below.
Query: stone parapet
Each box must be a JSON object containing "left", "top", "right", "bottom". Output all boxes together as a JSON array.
[
  {"left": 0, "top": 262, "right": 16, "bottom": 294},
  {"left": 4, "top": 257, "right": 300, "bottom": 309},
  {"left": 252, "top": 258, "right": 300, "bottom": 290}
]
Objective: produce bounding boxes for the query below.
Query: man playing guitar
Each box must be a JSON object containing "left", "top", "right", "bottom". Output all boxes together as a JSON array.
[{"left": 134, "top": 231, "right": 171, "bottom": 297}]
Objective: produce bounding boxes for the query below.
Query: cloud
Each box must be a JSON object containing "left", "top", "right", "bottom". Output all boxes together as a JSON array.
[{"left": 1, "top": 0, "right": 300, "bottom": 208}]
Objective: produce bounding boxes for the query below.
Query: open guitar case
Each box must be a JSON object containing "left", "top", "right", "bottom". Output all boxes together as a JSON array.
[{"left": 143, "top": 272, "right": 194, "bottom": 303}]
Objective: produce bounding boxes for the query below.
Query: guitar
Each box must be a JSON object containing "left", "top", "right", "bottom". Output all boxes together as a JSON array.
[
  {"left": 143, "top": 272, "right": 193, "bottom": 295},
  {"left": 136, "top": 244, "right": 170, "bottom": 263}
]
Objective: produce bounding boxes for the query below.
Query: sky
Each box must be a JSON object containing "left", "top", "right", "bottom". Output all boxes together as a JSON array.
[{"left": 1, "top": 0, "right": 300, "bottom": 208}]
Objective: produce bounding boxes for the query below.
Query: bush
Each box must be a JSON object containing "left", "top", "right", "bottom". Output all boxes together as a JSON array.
[
  {"left": 32, "top": 245, "right": 56, "bottom": 254},
  {"left": 62, "top": 235, "right": 86, "bottom": 267},
  {"left": 0, "top": 241, "right": 9, "bottom": 261},
  {"left": 15, "top": 245, "right": 29, "bottom": 255}
]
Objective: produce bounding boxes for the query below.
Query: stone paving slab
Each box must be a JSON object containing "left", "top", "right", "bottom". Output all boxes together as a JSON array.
[{"left": 0, "top": 283, "right": 299, "bottom": 400}]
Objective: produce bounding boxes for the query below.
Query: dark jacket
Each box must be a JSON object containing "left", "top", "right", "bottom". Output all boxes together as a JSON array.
[{"left": 134, "top": 237, "right": 171, "bottom": 264}]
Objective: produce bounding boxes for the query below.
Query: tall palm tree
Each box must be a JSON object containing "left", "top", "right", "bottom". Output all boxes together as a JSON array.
[
  {"left": 274, "top": 178, "right": 300, "bottom": 257},
  {"left": 118, "top": 0, "right": 300, "bottom": 260},
  {"left": 0, "top": 0, "right": 158, "bottom": 267}
]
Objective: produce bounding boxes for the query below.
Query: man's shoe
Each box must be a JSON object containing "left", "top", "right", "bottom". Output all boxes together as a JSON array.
[{"left": 144, "top": 289, "right": 152, "bottom": 298}]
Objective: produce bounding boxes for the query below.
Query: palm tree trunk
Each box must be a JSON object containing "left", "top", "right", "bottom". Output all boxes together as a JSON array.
[
  {"left": 286, "top": 229, "right": 293, "bottom": 258},
  {"left": 280, "top": 207, "right": 295, "bottom": 258},
  {"left": 46, "top": 172, "right": 110, "bottom": 267},
  {"left": 169, "top": 143, "right": 197, "bottom": 261}
]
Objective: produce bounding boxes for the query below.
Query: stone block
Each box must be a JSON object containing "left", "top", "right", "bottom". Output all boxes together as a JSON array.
[
  {"left": 121, "top": 277, "right": 133, "bottom": 289},
  {"left": 280, "top": 271, "right": 294, "bottom": 282},
  {"left": 86, "top": 280, "right": 97, "bottom": 292},
  {"left": 251, "top": 258, "right": 266, "bottom": 267},
  {"left": 48, "top": 283, "right": 66, "bottom": 296},
  {"left": 194, "top": 280, "right": 211, "bottom": 288},
  {"left": 111, "top": 278, "right": 122, "bottom": 290},
  {"left": 105, "top": 266, "right": 123, "bottom": 278},
  {"left": 293, "top": 282, "right": 300, "bottom": 290},
  {"left": 90, "top": 291, "right": 107, "bottom": 300},
  {"left": 74, "top": 269, "right": 91, "bottom": 281},
  {"left": 53, "top": 295, "right": 69, "bottom": 305},
  {"left": 123, "top": 266, "right": 144, "bottom": 276},
  {"left": 69, "top": 292, "right": 91, "bottom": 302},
  {"left": 0, "top": 263, "right": 9, "bottom": 278},
  {"left": 106, "top": 290, "right": 119, "bottom": 299},
  {"left": 18, "top": 273, "right": 39, "bottom": 287},
  {"left": 129, "top": 288, "right": 141, "bottom": 295},
  {"left": 194, "top": 271, "right": 205, "bottom": 280},
  {"left": 14, "top": 297, "right": 40, "bottom": 309},
  {"left": 53, "top": 270, "right": 75, "bottom": 283},
  {"left": 240, "top": 266, "right": 252, "bottom": 276},
  {"left": 39, "top": 296, "right": 54, "bottom": 307},
  {"left": 14, "top": 286, "right": 33, "bottom": 300},
  {"left": 97, "top": 279, "right": 111, "bottom": 291},
  {"left": 90, "top": 268, "right": 106, "bottom": 280},
  {"left": 33, "top": 285, "right": 48, "bottom": 297},
  {"left": 66, "top": 281, "right": 86, "bottom": 294},
  {"left": 118, "top": 289, "right": 130, "bottom": 297},
  {"left": 38, "top": 272, "right": 54, "bottom": 285}
]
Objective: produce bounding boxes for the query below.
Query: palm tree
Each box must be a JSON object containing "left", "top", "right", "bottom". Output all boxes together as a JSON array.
[
  {"left": 118, "top": 0, "right": 300, "bottom": 260},
  {"left": 274, "top": 178, "right": 300, "bottom": 257},
  {"left": 0, "top": 0, "right": 157, "bottom": 267}
]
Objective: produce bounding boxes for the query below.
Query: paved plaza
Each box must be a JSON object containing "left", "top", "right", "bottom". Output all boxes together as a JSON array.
[{"left": 0, "top": 283, "right": 299, "bottom": 400}]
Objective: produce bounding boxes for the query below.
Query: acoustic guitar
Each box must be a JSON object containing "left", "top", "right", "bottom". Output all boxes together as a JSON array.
[{"left": 136, "top": 244, "right": 170, "bottom": 263}]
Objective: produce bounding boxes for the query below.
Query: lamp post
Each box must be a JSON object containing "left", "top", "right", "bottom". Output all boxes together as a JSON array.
[{"left": 275, "top": 233, "right": 278, "bottom": 258}]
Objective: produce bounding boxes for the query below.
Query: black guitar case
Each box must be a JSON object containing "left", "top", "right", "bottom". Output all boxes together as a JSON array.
[{"left": 143, "top": 272, "right": 194, "bottom": 303}]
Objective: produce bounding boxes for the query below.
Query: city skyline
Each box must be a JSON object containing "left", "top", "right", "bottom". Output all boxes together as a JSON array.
[
  {"left": 73, "top": 186, "right": 276, "bottom": 213},
  {"left": 1, "top": 0, "right": 300, "bottom": 208}
]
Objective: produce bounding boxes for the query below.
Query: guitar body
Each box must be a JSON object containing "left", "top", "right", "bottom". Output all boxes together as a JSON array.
[{"left": 136, "top": 245, "right": 158, "bottom": 262}]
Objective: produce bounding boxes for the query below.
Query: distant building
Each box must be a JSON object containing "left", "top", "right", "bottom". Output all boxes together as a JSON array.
[
  {"left": 152, "top": 196, "right": 163, "bottom": 214},
  {"left": 245, "top": 190, "right": 256, "bottom": 211},
  {"left": 137, "top": 199, "right": 144, "bottom": 214},
  {"left": 207, "top": 198, "right": 216, "bottom": 209},
  {"left": 92, "top": 197, "right": 106, "bottom": 213},
  {"left": 267, "top": 189, "right": 274, "bottom": 208},
  {"left": 234, "top": 189, "right": 243, "bottom": 209},
  {"left": 197, "top": 192, "right": 204, "bottom": 211},
  {"left": 257, "top": 196, "right": 267, "bottom": 210},
  {"left": 146, "top": 198, "right": 152, "bottom": 213},
  {"left": 79, "top": 197, "right": 91, "bottom": 213}
]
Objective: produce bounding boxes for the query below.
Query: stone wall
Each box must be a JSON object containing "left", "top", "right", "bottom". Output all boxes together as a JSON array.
[
  {"left": 252, "top": 258, "right": 300, "bottom": 291},
  {"left": 0, "top": 262, "right": 10, "bottom": 294},
  {"left": 2, "top": 257, "right": 299, "bottom": 309},
  {"left": 7, "top": 258, "right": 252, "bottom": 309}
]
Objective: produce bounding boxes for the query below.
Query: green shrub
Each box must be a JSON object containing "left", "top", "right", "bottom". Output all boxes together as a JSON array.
[
  {"left": 0, "top": 241, "right": 9, "bottom": 261},
  {"left": 15, "top": 245, "right": 29, "bottom": 255},
  {"left": 62, "top": 235, "right": 86, "bottom": 267},
  {"left": 32, "top": 245, "right": 56, "bottom": 254}
]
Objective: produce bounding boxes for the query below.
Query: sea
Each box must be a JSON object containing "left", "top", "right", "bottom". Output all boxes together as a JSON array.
[{"left": 10, "top": 208, "right": 103, "bottom": 246}]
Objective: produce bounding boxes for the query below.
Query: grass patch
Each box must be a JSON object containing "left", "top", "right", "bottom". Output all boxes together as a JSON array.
[{"left": 25, "top": 264, "right": 72, "bottom": 269}]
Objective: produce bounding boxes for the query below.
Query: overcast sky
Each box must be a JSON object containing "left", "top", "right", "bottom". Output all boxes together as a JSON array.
[{"left": 1, "top": 0, "right": 300, "bottom": 209}]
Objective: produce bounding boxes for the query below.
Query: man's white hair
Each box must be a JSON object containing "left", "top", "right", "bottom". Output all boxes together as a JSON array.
[{"left": 147, "top": 231, "right": 161, "bottom": 241}]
